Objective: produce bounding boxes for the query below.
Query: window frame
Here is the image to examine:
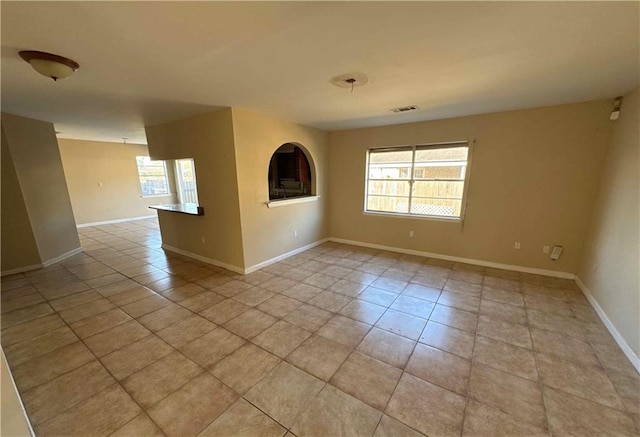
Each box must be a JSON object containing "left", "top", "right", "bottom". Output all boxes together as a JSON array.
[
  {"left": 364, "top": 141, "right": 473, "bottom": 221},
  {"left": 174, "top": 158, "right": 199, "bottom": 205},
  {"left": 135, "top": 156, "right": 170, "bottom": 198}
]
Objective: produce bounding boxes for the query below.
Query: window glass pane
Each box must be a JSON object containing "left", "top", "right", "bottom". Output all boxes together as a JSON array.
[
  {"left": 412, "top": 181, "right": 465, "bottom": 199},
  {"left": 415, "top": 147, "right": 468, "bottom": 162},
  {"left": 136, "top": 156, "right": 169, "bottom": 196},
  {"left": 413, "top": 164, "right": 466, "bottom": 180},
  {"left": 365, "top": 143, "right": 469, "bottom": 219},
  {"left": 414, "top": 146, "right": 468, "bottom": 180},
  {"left": 410, "top": 198, "right": 462, "bottom": 217},
  {"left": 367, "top": 195, "right": 410, "bottom": 213},
  {"left": 176, "top": 159, "right": 198, "bottom": 204},
  {"left": 368, "top": 180, "right": 411, "bottom": 197},
  {"left": 368, "top": 150, "right": 413, "bottom": 179}
]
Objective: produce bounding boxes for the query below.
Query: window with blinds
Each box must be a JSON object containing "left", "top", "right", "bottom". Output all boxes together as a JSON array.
[{"left": 365, "top": 142, "right": 471, "bottom": 219}]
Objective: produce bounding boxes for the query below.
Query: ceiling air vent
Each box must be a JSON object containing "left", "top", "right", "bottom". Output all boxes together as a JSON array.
[{"left": 391, "top": 105, "right": 419, "bottom": 113}]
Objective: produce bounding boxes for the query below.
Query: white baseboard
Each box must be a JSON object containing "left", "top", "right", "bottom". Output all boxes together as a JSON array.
[
  {"left": 1, "top": 247, "right": 84, "bottom": 277},
  {"left": 162, "top": 236, "right": 575, "bottom": 280},
  {"left": 1, "top": 263, "right": 44, "bottom": 277},
  {"left": 244, "top": 239, "right": 330, "bottom": 274},
  {"left": 162, "top": 239, "right": 330, "bottom": 276},
  {"left": 42, "top": 247, "right": 84, "bottom": 268},
  {"left": 77, "top": 214, "right": 157, "bottom": 228},
  {"left": 575, "top": 276, "right": 640, "bottom": 373},
  {"left": 161, "top": 244, "right": 245, "bottom": 275},
  {"left": 329, "top": 237, "right": 575, "bottom": 279}
]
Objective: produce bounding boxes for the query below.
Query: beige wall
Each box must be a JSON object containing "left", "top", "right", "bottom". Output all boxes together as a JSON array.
[
  {"left": 231, "top": 108, "right": 329, "bottom": 269},
  {"left": 1, "top": 113, "right": 80, "bottom": 269},
  {"left": 145, "top": 109, "right": 245, "bottom": 269},
  {"left": 328, "top": 100, "right": 614, "bottom": 274},
  {"left": 578, "top": 88, "right": 639, "bottom": 357},
  {"left": 1, "top": 130, "right": 41, "bottom": 272},
  {"left": 145, "top": 108, "right": 329, "bottom": 270},
  {"left": 58, "top": 139, "right": 175, "bottom": 224}
]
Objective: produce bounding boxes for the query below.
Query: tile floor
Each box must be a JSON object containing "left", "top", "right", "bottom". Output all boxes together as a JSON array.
[{"left": 1, "top": 218, "right": 639, "bottom": 437}]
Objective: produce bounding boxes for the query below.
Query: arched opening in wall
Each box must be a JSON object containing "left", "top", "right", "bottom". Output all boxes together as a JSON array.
[{"left": 268, "top": 143, "right": 314, "bottom": 200}]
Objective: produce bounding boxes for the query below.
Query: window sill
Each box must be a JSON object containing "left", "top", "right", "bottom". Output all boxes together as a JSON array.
[
  {"left": 266, "top": 196, "right": 320, "bottom": 208},
  {"left": 362, "top": 211, "right": 461, "bottom": 222},
  {"left": 141, "top": 194, "right": 171, "bottom": 198}
]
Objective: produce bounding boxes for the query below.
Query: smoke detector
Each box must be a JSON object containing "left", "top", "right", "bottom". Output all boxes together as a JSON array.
[
  {"left": 391, "top": 105, "right": 420, "bottom": 113},
  {"left": 330, "top": 73, "right": 368, "bottom": 91}
]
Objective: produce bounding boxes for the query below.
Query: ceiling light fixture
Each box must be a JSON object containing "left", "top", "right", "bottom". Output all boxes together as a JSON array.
[
  {"left": 330, "top": 73, "right": 368, "bottom": 93},
  {"left": 19, "top": 50, "right": 79, "bottom": 81}
]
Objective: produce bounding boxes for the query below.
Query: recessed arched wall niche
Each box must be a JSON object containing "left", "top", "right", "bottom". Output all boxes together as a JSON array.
[{"left": 267, "top": 143, "right": 315, "bottom": 201}]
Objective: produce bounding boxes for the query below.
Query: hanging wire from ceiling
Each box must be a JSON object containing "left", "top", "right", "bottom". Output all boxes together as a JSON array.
[
  {"left": 345, "top": 78, "right": 356, "bottom": 93},
  {"left": 330, "top": 73, "right": 369, "bottom": 93}
]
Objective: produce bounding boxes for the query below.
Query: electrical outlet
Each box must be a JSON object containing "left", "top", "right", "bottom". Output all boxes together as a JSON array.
[
  {"left": 543, "top": 246, "right": 550, "bottom": 254},
  {"left": 293, "top": 230, "right": 298, "bottom": 238},
  {"left": 514, "top": 242, "right": 521, "bottom": 250},
  {"left": 409, "top": 230, "right": 414, "bottom": 238},
  {"left": 201, "top": 236, "right": 205, "bottom": 244}
]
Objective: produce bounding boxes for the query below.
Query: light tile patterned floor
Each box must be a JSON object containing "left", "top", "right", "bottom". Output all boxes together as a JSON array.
[{"left": 2, "top": 218, "right": 639, "bottom": 436}]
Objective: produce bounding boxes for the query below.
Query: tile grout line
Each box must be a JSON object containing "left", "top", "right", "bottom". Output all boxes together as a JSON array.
[
  {"left": 266, "top": 262, "right": 413, "bottom": 435},
  {"left": 527, "top": 284, "right": 637, "bottom": 428},
  {"left": 580, "top": 312, "right": 640, "bottom": 433},
  {"left": 296, "top": 255, "right": 405, "bottom": 434},
  {"left": 27, "top": 254, "right": 173, "bottom": 435},
  {"left": 7, "top": 231, "right": 180, "bottom": 435},
  {"left": 71, "top": 224, "right": 249, "bottom": 434},
  {"left": 370, "top": 265, "right": 477, "bottom": 436},
  {"left": 240, "top": 394, "right": 300, "bottom": 434},
  {"left": 523, "top": 282, "right": 554, "bottom": 437},
  {"left": 457, "top": 274, "right": 483, "bottom": 437},
  {"left": 597, "top": 369, "right": 640, "bottom": 432},
  {"left": 4, "top": 219, "right": 633, "bottom": 436}
]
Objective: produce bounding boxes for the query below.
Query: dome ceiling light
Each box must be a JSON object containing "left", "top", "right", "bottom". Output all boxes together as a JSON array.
[{"left": 19, "top": 50, "right": 79, "bottom": 81}]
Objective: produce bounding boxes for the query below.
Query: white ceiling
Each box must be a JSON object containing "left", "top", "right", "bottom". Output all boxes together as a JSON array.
[{"left": 2, "top": 2, "right": 638, "bottom": 145}]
